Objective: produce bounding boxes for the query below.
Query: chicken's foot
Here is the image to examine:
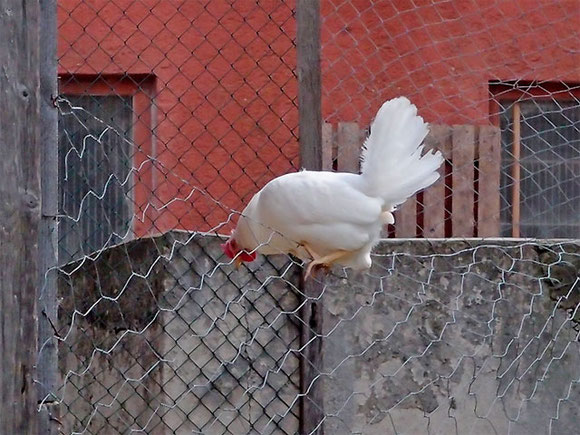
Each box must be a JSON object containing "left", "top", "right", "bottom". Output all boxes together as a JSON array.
[
  {"left": 305, "top": 250, "right": 348, "bottom": 279},
  {"left": 300, "top": 242, "right": 321, "bottom": 261}
]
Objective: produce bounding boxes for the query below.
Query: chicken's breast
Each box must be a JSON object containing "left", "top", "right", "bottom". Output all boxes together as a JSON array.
[{"left": 235, "top": 170, "right": 385, "bottom": 260}]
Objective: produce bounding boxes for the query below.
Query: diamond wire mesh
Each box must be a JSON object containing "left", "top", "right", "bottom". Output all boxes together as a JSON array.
[
  {"left": 35, "top": 0, "right": 580, "bottom": 434},
  {"left": 321, "top": 0, "right": 580, "bottom": 239},
  {"left": 55, "top": 233, "right": 301, "bottom": 434}
]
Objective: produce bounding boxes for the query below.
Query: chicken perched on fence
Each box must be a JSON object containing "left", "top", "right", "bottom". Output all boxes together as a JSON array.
[{"left": 222, "top": 97, "right": 443, "bottom": 277}]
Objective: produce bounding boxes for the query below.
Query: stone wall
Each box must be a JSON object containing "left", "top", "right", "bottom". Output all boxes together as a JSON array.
[
  {"left": 317, "top": 239, "right": 579, "bottom": 434},
  {"left": 56, "top": 234, "right": 579, "bottom": 434}
]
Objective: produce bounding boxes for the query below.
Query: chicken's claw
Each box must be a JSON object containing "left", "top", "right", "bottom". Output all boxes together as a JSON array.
[
  {"left": 304, "top": 250, "right": 348, "bottom": 280},
  {"left": 300, "top": 242, "right": 321, "bottom": 261},
  {"left": 305, "top": 262, "right": 316, "bottom": 280}
]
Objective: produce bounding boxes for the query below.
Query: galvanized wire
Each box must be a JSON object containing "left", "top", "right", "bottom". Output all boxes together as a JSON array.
[{"left": 35, "top": 1, "right": 580, "bottom": 434}]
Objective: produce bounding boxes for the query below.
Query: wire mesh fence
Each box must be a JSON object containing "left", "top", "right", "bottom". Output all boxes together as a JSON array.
[
  {"left": 56, "top": 233, "right": 301, "bottom": 433},
  {"left": 320, "top": 0, "right": 580, "bottom": 239},
  {"left": 33, "top": 1, "right": 580, "bottom": 434}
]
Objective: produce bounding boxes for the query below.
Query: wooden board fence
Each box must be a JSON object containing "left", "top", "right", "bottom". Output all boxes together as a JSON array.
[{"left": 321, "top": 122, "right": 502, "bottom": 238}]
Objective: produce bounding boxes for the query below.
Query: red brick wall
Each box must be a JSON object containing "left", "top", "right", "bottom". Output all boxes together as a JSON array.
[
  {"left": 58, "top": 0, "right": 579, "bottom": 233},
  {"left": 321, "top": 0, "right": 580, "bottom": 126},
  {"left": 58, "top": 0, "right": 298, "bottom": 234}
]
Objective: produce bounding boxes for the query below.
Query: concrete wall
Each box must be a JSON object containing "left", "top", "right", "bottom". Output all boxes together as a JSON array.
[
  {"left": 317, "top": 239, "right": 579, "bottom": 434},
  {"left": 57, "top": 232, "right": 301, "bottom": 434},
  {"left": 57, "top": 234, "right": 579, "bottom": 434},
  {"left": 57, "top": 0, "right": 580, "bottom": 233}
]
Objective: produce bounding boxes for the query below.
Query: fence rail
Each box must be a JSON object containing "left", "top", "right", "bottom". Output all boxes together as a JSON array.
[
  {"left": 1, "top": 0, "right": 579, "bottom": 434},
  {"left": 322, "top": 122, "right": 502, "bottom": 238}
]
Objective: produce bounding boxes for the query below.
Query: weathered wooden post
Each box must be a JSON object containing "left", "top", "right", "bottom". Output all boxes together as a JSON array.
[
  {"left": 0, "top": 1, "right": 42, "bottom": 433},
  {"left": 297, "top": 0, "right": 325, "bottom": 433},
  {"left": 37, "top": 0, "right": 60, "bottom": 433}
]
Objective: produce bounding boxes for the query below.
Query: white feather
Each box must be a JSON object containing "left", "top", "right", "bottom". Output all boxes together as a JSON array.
[
  {"left": 233, "top": 97, "right": 443, "bottom": 271},
  {"left": 360, "top": 97, "right": 443, "bottom": 207}
]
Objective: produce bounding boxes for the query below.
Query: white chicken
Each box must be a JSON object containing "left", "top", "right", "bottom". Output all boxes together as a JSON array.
[{"left": 221, "top": 97, "right": 443, "bottom": 277}]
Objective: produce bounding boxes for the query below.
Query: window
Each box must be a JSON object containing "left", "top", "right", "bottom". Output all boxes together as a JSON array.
[
  {"left": 58, "top": 76, "right": 154, "bottom": 263},
  {"left": 492, "top": 84, "right": 580, "bottom": 239}
]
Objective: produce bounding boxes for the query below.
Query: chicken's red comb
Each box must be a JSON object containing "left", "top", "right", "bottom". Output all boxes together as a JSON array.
[
  {"left": 221, "top": 239, "right": 236, "bottom": 259},
  {"left": 220, "top": 239, "right": 256, "bottom": 262}
]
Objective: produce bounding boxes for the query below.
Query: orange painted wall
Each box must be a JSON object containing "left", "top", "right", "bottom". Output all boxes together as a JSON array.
[
  {"left": 58, "top": 0, "right": 299, "bottom": 235},
  {"left": 58, "top": 0, "right": 579, "bottom": 233},
  {"left": 321, "top": 0, "right": 580, "bottom": 125}
]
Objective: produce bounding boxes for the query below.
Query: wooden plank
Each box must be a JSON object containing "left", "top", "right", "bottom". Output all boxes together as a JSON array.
[
  {"left": 37, "top": 0, "right": 61, "bottom": 433},
  {"left": 422, "top": 124, "right": 450, "bottom": 237},
  {"left": 395, "top": 199, "right": 417, "bottom": 237},
  {"left": 0, "top": 0, "right": 41, "bottom": 433},
  {"left": 451, "top": 125, "right": 475, "bottom": 237},
  {"left": 511, "top": 103, "right": 521, "bottom": 237},
  {"left": 321, "top": 122, "right": 333, "bottom": 171},
  {"left": 297, "top": 2, "right": 324, "bottom": 434},
  {"left": 299, "top": 276, "right": 325, "bottom": 435},
  {"left": 297, "top": 0, "right": 322, "bottom": 171},
  {"left": 477, "top": 125, "right": 502, "bottom": 237},
  {"left": 337, "top": 122, "right": 360, "bottom": 173}
]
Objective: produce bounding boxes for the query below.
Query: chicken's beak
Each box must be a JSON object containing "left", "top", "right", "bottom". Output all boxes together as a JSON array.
[{"left": 234, "top": 256, "right": 243, "bottom": 269}]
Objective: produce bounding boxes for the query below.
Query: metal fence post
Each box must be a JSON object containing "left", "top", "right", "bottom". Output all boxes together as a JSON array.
[
  {"left": 37, "top": 0, "right": 60, "bottom": 433},
  {"left": 297, "top": 1, "right": 325, "bottom": 433}
]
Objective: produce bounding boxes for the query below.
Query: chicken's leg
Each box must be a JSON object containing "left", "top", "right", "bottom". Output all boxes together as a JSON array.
[
  {"left": 300, "top": 242, "right": 321, "bottom": 261},
  {"left": 299, "top": 242, "right": 329, "bottom": 278},
  {"left": 305, "top": 250, "right": 348, "bottom": 279}
]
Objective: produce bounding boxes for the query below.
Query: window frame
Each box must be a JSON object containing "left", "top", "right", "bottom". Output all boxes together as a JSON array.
[
  {"left": 58, "top": 74, "right": 156, "bottom": 238},
  {"left": 489, "top": 82, "right": 580, "bottom": 238}
]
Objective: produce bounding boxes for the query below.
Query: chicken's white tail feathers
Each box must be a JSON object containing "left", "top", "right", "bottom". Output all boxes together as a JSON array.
[{"left": 360, "top": 97, "right": 443, "bottom": 206}]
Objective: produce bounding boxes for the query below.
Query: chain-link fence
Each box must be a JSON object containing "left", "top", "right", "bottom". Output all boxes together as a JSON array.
[
  {"left": 32, "top": 1, "right": 580, "bottom": 434},
  {"left": 56, "top": 233, "right": 301, "bottom": 433},
  {"left": 320, "top": 1, "right": 579, "bottom": 239}
]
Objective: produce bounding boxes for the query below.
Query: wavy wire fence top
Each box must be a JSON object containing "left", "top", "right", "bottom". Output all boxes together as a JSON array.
[{"left": 23, "top": 0, "right": 580, "bottom": 434}]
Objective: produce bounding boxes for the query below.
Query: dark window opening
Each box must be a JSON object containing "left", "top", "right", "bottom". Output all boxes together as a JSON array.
[
  {"left": 499, "top": 98, "right": 580, "bottom": 238},
  {"left": 58, "top": 94, "right": 134, "bottom": 263}
]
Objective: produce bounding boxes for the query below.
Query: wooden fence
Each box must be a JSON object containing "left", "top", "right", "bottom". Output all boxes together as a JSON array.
[{"left": 322, "top": 123, "right": 502, "bottom": 238}]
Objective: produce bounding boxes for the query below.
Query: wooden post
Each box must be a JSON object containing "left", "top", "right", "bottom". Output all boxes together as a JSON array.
[
  {"left": 37, "top": 0, "right": 61, "bottom": 433},
  {"left": 451, "top": 125, "right": 476, "bottom": 237},
  {"left": 336, "top": 122, "right": 360, "bottom": 173},
  {"left": 394, "top": 119, "right": 417, "bottom": 238},
  {"left": 395, "top": 200, "right": 417, "bottom": 237},
  {"left": 511, "top": 103, "right": 521, "bottom": 238},
  {"left": 477, "top": 126, "right": 501, "bottom": 237},
  {"left": 0, "top": 1, "right": 42, "bottom": 433},
  {"left": 321, "top": 123, "right": 333, "bottom": 171},
  {"left": 297, "top": 0, "right": 322, "bottom": 171},
  {"left": 423, "top": 125, "right": 450, "bottom": 238},
  {"left": 297, "top": 1, "right": 325, "bottom": 433},
  {"left": 299, "top": 274, "right": 325, "bottom": 435}
]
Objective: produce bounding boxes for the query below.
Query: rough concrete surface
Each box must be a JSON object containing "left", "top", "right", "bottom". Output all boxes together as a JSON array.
[
  {"left": 57, "top": 232, "right": 301, "bottom": 434},
  {"left": 318, "top": 239, "right": 579, "bottom": 435},
  {"left": 55, "top": 234, "right": 579, "bottom": 434}
]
